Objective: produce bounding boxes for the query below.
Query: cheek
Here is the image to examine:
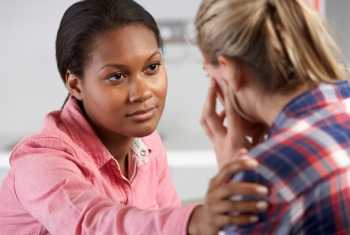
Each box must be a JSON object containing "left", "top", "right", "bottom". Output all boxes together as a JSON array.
[
  {"left": 83, "top": 81, "right": 109, "bottom": 107},
  {"left": 82, "top": 80, "right": 127, "bottom": 120},
  {"left": 160, "top": 77, "right": 168, "bottom": 99},
  {"left": 152, "top": 71, "right": 168, "bottom": 103}
]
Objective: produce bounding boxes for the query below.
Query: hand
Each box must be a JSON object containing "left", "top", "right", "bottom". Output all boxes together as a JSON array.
[
  {"left": 201, "top": 78, "right": 267, "bottom": 168},
  {"left": 187, "top": 154, "right": 269, "bottom": 235}
]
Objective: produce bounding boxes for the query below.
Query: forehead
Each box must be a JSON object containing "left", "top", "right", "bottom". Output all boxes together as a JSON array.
[{"left": 89, "top": 24, "right": 159, "bottom": 63}]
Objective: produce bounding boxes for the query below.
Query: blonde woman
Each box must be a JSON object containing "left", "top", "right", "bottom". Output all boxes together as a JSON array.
[
  {"left": 196, "top": 0, "right": 350, "bottom": 234},
  {"left": 0, "top": 0, "right": 271, "bottom": 234}
]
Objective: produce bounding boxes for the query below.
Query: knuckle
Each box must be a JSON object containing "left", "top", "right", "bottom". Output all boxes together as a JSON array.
[
  {"left": 200, "top": 117, "right": 207, "bottom": 126},
  {"left": 231, "top": 201, "right": 245, "bottom": 212},
  {"left": 228, "top": 164, "right": 239, "bottom": 174},
  {"left": 217, "top": 216, "right": 230, "bottom": 226},
  {"left": 223, "top": 216, "right": 233, "bottom": 225}
]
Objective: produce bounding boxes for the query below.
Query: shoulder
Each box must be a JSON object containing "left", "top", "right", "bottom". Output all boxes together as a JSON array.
[
  {"left": 246, "top": 129, "right": 343, "bottom": 203},
  {"left": 9, "top": 134, "right": 78, "bottom": 168}
]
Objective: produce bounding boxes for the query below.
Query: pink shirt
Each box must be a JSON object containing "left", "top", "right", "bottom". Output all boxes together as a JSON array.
[{"left": 0, "top": 97, "right": 195, "bottom": 235}]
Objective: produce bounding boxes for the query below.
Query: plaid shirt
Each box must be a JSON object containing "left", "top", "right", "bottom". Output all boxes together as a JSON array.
[{"left": 225, "top": 81, "right": 350, "bottom": 235}]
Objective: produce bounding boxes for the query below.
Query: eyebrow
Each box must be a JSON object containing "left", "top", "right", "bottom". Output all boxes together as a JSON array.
[{"left": 98, "top": 51, "right": 161, "bottom": 71}]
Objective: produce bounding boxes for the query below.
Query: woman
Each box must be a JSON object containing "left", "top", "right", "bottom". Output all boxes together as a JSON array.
[
  {"left": 0, "top": 0, "right": 268, "bottom": 234},
  {"left": 196, "top": 0, "right": 350, "bottom": 234}
]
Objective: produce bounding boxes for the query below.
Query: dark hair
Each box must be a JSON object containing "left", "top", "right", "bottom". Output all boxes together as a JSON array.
[{"left": 56, "top": 0, "right": 163, "bottom": 82}]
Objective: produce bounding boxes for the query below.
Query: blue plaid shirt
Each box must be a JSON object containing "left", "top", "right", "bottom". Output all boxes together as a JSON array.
[{"left": 226, "top": 81, "right": 350, "bottom": 235}]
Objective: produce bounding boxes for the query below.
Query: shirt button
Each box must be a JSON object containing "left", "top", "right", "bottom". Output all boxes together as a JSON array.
[{"left": 140, "top": 149, "right": 147, "bottom": 156}]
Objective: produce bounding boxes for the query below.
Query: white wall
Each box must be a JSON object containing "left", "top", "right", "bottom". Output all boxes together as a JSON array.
[
  {"left": 0, "top": 0, "right": 76, "bottom": 147},
  {"left": 326, "top": 0, "right": 350, "bottom": 64}
]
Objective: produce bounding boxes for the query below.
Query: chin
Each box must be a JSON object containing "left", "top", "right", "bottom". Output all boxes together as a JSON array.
[
  {"left": 126, "top": 121, "right": 158, "bottom": 137},
  {"left": 130, "top": 127, "right": 156, "bottom": 137}
]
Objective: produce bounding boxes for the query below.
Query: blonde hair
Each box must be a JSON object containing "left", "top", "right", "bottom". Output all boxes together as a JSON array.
[{"left": 195, "top": 0, "right": 347, "bottom": 93}]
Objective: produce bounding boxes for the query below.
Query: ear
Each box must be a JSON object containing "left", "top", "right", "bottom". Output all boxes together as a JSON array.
[
  {"left": 65, "top": 71, "right": 84, "bottom": 101},
  {"left": 217, "top": 56, "right": 244, "bottom": 91}
]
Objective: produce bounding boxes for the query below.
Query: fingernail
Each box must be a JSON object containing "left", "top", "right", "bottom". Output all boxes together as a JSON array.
[
  {"left": 237, "top": 149, "right": 248, "bottom": 156},
  {"left": 246, "top": 159, "right": 258, "bottom": 168},
  {"left": 230, "top": 195, "right": 243, "bottom": 201},
  {"left": 256, "top": 186, "right": 269, "bottom": 195},
  {"left": 250, "top": 216, "right": 259, "bottom": 223},
  {"left": 256, "top": 201, "right": 268, "bottom": 211}
]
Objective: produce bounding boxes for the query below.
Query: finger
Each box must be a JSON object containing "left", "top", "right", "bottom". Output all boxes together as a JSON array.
[
  {"left": 218, "top": 78, "right": 237, "bottom": 135},
  {"left": 211, "top": 157, "right": 259, "bottom": 188},
  {"left": 200, "top": 81, "right": 216, "bottom": 138},
  {"left": 202, "top": 78, "right": 218, "bottom": 120},
  {"left": 201, "top": 79, "right": 226, "bottom": 136},
  {"left": 215, "top": 79, "right": 224, "bottom": 106},
  {"left": 213, "top": 214, "right": 259, "bottom": 227},
  {"left": 208, "top": 158, "right": 259, "bottom": 192},
  {"left": 209, "top": 181, "right": 269, "bottom": 200},
  {"left": 218, "top": 110, "right": 226, "bottom": 123},
  {"left": 210, "top": 200, "right": 268, "bottom": 214},
  {"left": 231, "top": 148, "right": 248, "bottom": 159},
  {"left": 230, "top": 214, "right": 260, "bottom": 225},
  {"left": 200, "top": 118, "right": 214, "bottom": 138}
]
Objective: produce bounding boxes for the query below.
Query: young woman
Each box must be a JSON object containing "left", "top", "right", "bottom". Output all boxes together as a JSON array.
[
  {"left": 196, "top": 0, "right": 350, "bottom": 234},
  {"left": 0, "top": 0, "right": 268, "bottom": 234}
]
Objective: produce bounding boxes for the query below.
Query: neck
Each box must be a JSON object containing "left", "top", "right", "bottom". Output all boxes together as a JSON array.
[
  {"left": 88, "top": 120, "right": 133, "bottom": 163},
  {"left": 100, "top": 134, "right": 133, "bottom": 161},
  {"left": 97, "top": 130, "right": 133, "bottom": 178},
  {"left": 80, "top": 104, "right": 133, "bottom": 178},
  {"left": 255, "top": 84, "right": 309, "bottom": 127}
]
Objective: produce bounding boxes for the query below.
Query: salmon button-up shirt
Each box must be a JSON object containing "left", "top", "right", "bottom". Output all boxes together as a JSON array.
[{"left": 0, "top": 97, "right": 195, "bottom": 235}]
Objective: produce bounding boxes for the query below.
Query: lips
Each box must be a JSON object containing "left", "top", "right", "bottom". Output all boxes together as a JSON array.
[{"left": 126, "top": 106, "right": 157, "bottom": 121}]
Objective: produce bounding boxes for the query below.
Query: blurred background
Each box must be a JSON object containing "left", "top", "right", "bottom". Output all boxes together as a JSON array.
[{"left": 0, "top": 0, "right": 349, "bottom": 201}]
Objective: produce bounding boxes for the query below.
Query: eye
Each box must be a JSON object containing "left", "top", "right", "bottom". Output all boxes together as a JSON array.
[
  {"left": 107, "top": 72, "right": 125, "bottom": 82},
  {"left": 145, "top": 63, "right": 161, "bottom": 74}
]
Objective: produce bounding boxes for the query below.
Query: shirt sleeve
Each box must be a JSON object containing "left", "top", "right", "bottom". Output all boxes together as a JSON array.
[{"left": 12, "top": 153, "right": 195, "bottom": 235}]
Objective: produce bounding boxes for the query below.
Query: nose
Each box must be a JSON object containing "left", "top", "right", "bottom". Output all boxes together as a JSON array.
[{"left": 128, "top": 77, "right": 152, "bottom": 103}]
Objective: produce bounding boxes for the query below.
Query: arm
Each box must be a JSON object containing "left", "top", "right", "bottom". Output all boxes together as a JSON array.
[
  {"left": 13, "top": 154, "right": 193, "bottom": 235},
  {"left": 146, "top": 133, "right": 270, "bottom": 235}
]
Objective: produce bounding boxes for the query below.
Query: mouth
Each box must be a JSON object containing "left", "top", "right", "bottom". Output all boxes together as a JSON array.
[{"left": 126, "top": 106, "right": 158, "bottom": 121}]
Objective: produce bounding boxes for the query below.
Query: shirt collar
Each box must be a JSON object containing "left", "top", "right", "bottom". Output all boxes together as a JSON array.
[
  {"left": 60, "top": 96, "right": 151, "bottom": 168},
  {"left": 270, "top": 80, "right": 350, "bottom": 134}
]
